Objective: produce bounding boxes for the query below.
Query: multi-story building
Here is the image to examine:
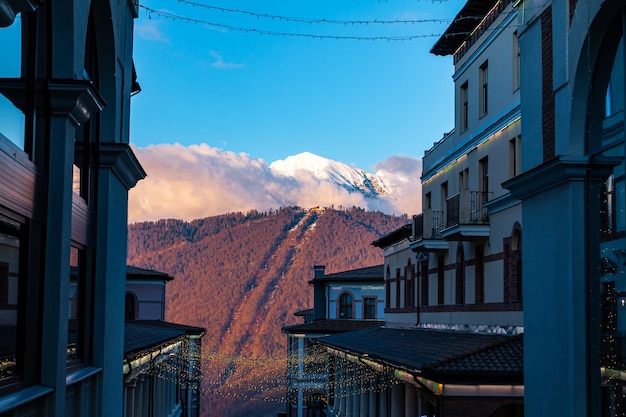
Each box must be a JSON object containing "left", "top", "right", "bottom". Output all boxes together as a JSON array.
[
  {"left": 412, "top": 0, "right": 523, "bottom": 331},
  {"left": 0, "top": 2, "right": 143, "bottom": 416},
  {"left": 282, "top": 265, "right": 385, "bottom": 417},
  {"left": 503, "top": 0, "right": 626, "bottom": 415},
  {"left": 313, "top": 1, "right": 526, "bottom": 416},
  {"left": 122, "top": 266, "right": 206, "bottom": 417}
]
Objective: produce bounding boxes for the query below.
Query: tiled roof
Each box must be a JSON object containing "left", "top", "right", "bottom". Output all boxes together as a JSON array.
[
  {"left": 124, "top": 322, "right": 186, "bottom": 358},
  {"left": 310, "top": 265, "right": 383, "bottom": 283},
  {"left": 371, "top": 224, "right": 412, "bottom": 248},
  {"left": 430, "top": 0, "right": 499, "bottom": 56},
  {"left": 126, "top": 265, "right": 174, "bottom": 281},
  {"left": 316, "top": 327, "right": 523, "bottom": 384},
  {"left": 282, "top": 319, "right": 384, "bottom": 335},
  {"left": 130, "top": 320, "right": 206, "bottom": 336}
]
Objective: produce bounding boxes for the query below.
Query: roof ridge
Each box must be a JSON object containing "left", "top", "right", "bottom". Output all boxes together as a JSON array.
[{"left": 423, "top": 333, "right": 522, "bottom": 370}]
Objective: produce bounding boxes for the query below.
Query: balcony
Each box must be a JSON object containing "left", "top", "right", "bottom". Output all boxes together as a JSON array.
[
  {"left": 409, "top": 209, "right": 448, "bottom": 253},
  {"left": 441, "top": 190, "right": 491, "bottom": 241}
]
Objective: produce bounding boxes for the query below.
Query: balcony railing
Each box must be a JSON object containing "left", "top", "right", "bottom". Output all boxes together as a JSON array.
[
  {"left": 446, "top": 190, "right": 491, "bottom": 228},
  {"left": 412, "top": 210, "right": 445, "bottom": 241}
]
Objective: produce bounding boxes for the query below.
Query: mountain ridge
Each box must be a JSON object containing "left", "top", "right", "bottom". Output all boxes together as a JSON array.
[{"left": 127, "top": 206, "right": 408, "bottom": 417}]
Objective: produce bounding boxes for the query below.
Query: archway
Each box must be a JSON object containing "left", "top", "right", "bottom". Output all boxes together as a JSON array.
[{"left": 576, "top": 3, "right": 626, "bottom": 414}]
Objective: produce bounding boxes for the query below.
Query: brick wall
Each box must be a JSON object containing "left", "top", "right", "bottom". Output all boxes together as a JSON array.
[{"left": 541, "top": 6, "right": 555, "bottom": 161}]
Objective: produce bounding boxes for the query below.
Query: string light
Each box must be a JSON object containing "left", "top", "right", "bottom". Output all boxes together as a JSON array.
[
  {"left": 134, "top": 342, "right": 405, "bottom": 403},
  {"left": 173, "top": 0, "right": 462, "bottom": 26},
  {"left": 140, "top": 6, "right": 462, "bottom": 42}
]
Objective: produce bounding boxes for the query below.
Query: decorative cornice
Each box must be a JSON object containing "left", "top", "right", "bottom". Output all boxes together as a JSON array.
[
  {"left": 98, "top": 143, "right": 147, "bottom": 190},
  {"left": 0, "top": 78, "right": 106, "bottom": 126},
  {"left": 503, "top": 156, "right": 622, "bottom": 201}
]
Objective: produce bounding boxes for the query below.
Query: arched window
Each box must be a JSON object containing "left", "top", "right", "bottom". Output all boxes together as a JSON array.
[
  {"left": 405, "top": 259, "right": 414, "bottom": 308},
  {"left": 125, "top": 292, "right": 137, "bottom": 321},
  {"left": 338, "top": 293, "right": 353, "bottom": 319},
  {"left": 511, "top": 226, "right": 522, "bottom": 302},
  {"left": 455, "top": 244, "right": 465, "bottom": 304}
]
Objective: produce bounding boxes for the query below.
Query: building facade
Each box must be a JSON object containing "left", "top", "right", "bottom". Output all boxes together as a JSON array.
[
  {"left": 283, "top": 265, "right": 385, "bottom": 417},
  {"left": 411, "top": 0, "right": 523, "bottom": 332},
  {"left": 315, "top": 2, "right": 526, "bottom": 416},
  {"left": 123, "top": 266, "right": 206, "bottom": 417},
  {"left": 0, "top": 2, "right": 143, "bottom": 416},
  {"left": 503, "top": 0, "right": 626, "bottom": 415}
]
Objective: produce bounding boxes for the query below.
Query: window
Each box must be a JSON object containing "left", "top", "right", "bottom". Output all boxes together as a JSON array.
[
  {"left": 479, "top": 157, "right": 489, "bottom": 200},
  {"left": 513, "top": 31, "right": 520, "bottom": 91},
  {"left": 0, "top": 214, "right": 22, "bottom": 383},
  {"left": 339, "top": 293, "right": 353, "bottom": 319},
  {"left": 455, "top": 245, "right": 465, "bottom": 305},
  {"left": 511, "top": 230, "right": 522, "bottom": 302},
  {"left": 405, "top": 261, "right": 414, "bottom": 308},
  {"left": 363, "top": 297, "right": 376, "bottom": 319},
  {"left": 437, "top": 255, "right": 445, "bottom": 306},
  {"left": 509, "top": 136, "right": 522, "bottom": 178},
  {"left": 425, "top": 192, "right": 432, "bottom": 210},
  {"left": 125, "top": 292, "right": 137, "bottom": 321},
  {"left": 441, "top": 181, "right": 448, "bottom": 215},
  {"left": 475, "top": 245, "right": 484, "bottom": 304},
  {"left": 420, "top": 260, "right": 429, "bottom": 307},
  {"left": 460, "top": 81, "right": 469, "bottom": 131},
  {"left": 479, "top": 61, "right": 489, "bottom": 117},
  {"left": 385, "top": 266, "right": 390, "bottom": 308},
  {"left": 459, "top": 168, "right": 469, "bottom": 191},
  {"left": 395, "top": 268, "right": 401, "bottom": 308}
]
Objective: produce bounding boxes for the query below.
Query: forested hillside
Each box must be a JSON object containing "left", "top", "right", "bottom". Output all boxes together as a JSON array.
[{"left": 127, "top": 206, "right": 408, "bottom": 417}]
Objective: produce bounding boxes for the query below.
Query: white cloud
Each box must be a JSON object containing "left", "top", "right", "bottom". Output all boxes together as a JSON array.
[
  {"left": 129, "top": 143, "right": 421, "bottom": 223},
  {"left": 135, "top": 20, "right": 170, "bottom": 43},
  {"left": 210, "top": 50, "right": 244, "bottom": 70}
]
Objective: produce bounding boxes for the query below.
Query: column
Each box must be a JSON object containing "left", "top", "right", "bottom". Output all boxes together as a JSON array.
[
  {"left": 390, "top": 383, "right": 404, "bottom": 417},
  {"left": 405, "top": 384, "right": 417, "bottom": 417},
  {"left": 378, "top": 386, "right": 388, "bottom": 417},
  {"left": 369, "top": 381, "right": 377, "bottom": 417},
  {"left": 359, "top": 381, "right": 368, "bottom": 417},
  {"left": 124, "top": 379, "right": 137, "bottom": 417}
]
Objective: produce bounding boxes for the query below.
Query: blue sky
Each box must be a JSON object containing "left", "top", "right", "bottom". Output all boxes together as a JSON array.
[
  {"left": 0, "top": 2, "right": 465, "bottom": 221},
  {"left": 131, "top": 0, "right": 462, "bottom": 171}
]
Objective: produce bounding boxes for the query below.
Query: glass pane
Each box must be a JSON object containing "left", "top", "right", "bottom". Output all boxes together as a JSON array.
[
  {"left": 0, "top": 215, "right": 20, "bottom": 380},
  {"left": 0, "top": 16, "right": 24, "bottom": 150},
  {"left": 68, "top": 246, "right": 82, "bottom": 364}
]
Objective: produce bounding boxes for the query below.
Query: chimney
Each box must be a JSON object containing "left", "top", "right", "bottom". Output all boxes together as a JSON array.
[
  {"left": 312, "top": 265, "right": 326, "bottom": 320},
  {"left": 314, "top": 265, "right": 326, "bottom": 278}
]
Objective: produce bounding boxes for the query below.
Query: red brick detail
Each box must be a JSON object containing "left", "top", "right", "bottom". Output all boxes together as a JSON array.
[{"left": 541, "top": 7, "right": 555, "bottom": 161}]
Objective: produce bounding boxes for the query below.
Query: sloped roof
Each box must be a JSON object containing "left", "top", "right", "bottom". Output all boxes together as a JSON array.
[
  {"left": 371, "top": 224, "right": 412, "bottom": 248},
  {"left": 310, "top": 265, "right": 384, "bottom": 283},
  {"left": 282, "top": 319, "right": 384, "bottom": 335},
  {"left": 316, "top": 327, "right": 523, "bottom": 384},
  {"left": 130, "top": 319, "right": 206, "bottom": 336},
  {"left": 124, "top": 322, "right": 186, "bottom": 358},
  {"left": 430, "top": 0, "right": 499, "bottom": 56},
  {"left": 126, "top": 265, "right": 174, "bottom": 281}
]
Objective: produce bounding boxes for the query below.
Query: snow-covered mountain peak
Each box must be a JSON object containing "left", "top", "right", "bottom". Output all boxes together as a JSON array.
[{"left": 270, "top": 152, "right": 395, "bottom": 199}]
